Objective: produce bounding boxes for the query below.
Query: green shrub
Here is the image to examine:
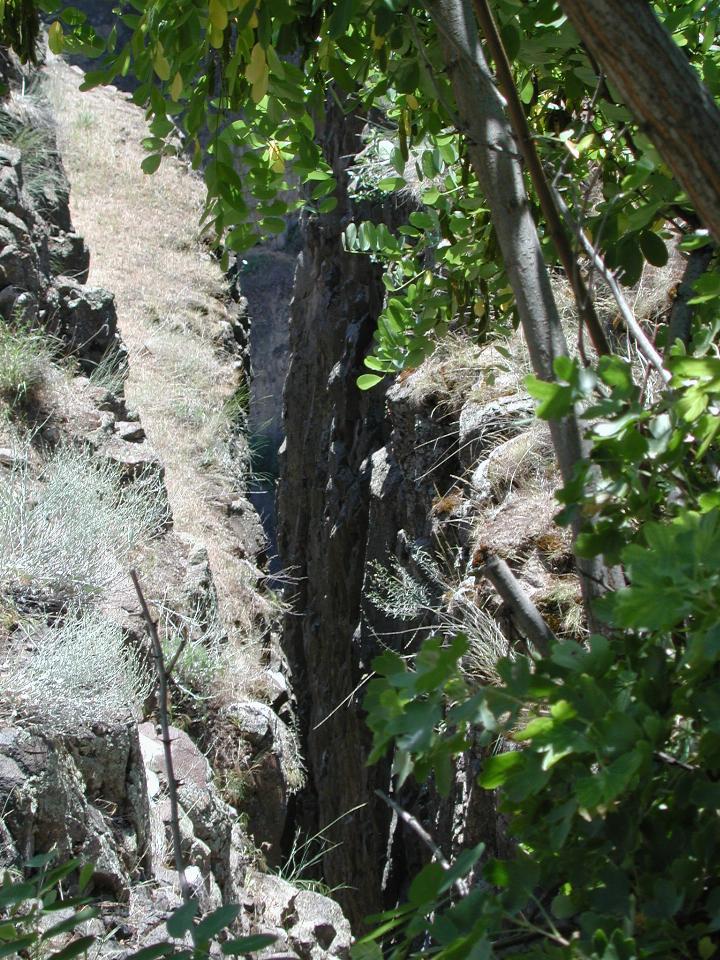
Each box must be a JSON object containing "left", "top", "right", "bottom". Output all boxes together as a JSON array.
[
  {"left": 0, "top": 853, "right": 276, "bottom": 958},
  {"left": 4, "top": 605, "right": 151, "bottom": 732},
  {"left": 0, "top": 102, "right": 66, "bottom": 206}
]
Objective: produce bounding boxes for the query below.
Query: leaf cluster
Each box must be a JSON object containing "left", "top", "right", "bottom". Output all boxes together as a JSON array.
[{"left": 0, "top": 854, "right": 276, "bottom": 959}]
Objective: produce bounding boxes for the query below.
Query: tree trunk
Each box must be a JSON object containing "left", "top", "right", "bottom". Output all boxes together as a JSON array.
[
  {"left": 558, "top": 0, "right": 720, "bottom": 244},
  {"left": 424, "top": 0, "right": 616, "bottom": 608}
]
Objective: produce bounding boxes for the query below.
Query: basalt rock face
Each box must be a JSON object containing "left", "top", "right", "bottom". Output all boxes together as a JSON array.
[
  {"left": 277, "top": 106, "right": 394, "bottom": 924},
  {"left": 276, "top": 114, "right": 556, "bottom": 923},
  {"left": 0, "top": 76, "right": 121, "bottom": 370}
]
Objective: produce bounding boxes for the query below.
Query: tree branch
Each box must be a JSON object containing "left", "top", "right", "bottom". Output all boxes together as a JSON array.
[
  {"left": 558, "top": 0, "right": 720, "bottom": 244},
  {"left": 471, "top": 0, "right": 611, "bottom": 359},
  {"left": 472, "top": 550, "right": 556, "bottom": 656},
  {"left": 666, "top": 245, "right": 715, "bottom": 350},
  {"left": 375, "top": 790, "right": 470, "bottom": 897},
  {"left": 425, "top": 0, "right": 613, "bottom": 619},
  {"left": 552, "top": 187, "right": 671, "bottom": 383}
]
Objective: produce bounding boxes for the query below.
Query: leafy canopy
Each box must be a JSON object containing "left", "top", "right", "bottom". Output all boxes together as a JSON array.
[{"left": 16, "top": 0, "right": 716, "bottom": 380}]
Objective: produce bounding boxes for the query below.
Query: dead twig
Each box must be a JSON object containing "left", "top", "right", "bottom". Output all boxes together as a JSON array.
[
  {"left": 375, "top": 790, "right": 470, "bottom": 897},
  {"left": 552, "top": 188, "right": 671, "bottom": 384},
  {"left": 130, "top": 568, "right": 192, "bottom": 904}
]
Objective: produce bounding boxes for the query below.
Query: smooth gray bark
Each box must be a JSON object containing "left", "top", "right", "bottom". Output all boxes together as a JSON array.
[
  {"left": 559, "top": 0, "right": 720, "bottom": 244},
  {"left": 474, "top": 552, "right": 557, "bottom": 656},
  {"left": 424, "top": 0, "right": 614, "bottom": 606}
]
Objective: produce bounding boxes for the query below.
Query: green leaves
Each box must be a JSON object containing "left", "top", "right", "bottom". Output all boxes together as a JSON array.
[
  {"left": 364, "top": 635, "right": 469, "bottom": 790},
  {"left": 194, "top": 904, "right": 241, "bottom": 944},
  {"left": 166, "top": 901, "right": 198, "bottom": 939},
  {"left": 141, "top": 155, "right": 162, "bottom": 175}
]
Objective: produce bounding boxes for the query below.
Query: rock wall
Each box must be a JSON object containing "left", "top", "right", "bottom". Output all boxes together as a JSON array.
[
  {"left": 277, "top": 112, "right": 568, "bottom": 925},
  {"left": 0, "top": 48, "right": 351, "bottom": 959},
  {"left": 277, "top": 104, "right": 398, "bottom": 924}
]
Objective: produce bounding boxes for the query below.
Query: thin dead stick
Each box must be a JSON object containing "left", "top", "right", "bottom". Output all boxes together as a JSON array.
[
  {"left": 654, "top": 750, "right": 698, "bottom": 774},
  {"left": 552, "top": 188, "right": 671, "bottom": 384},
  {"left": 472, "top": 550, "right": 556, "bottom": 656},
  {"left": 375, "top": 790, "right": 470, "bottom": 897},
  {"left": 130, "top": 568, "right": 192, "bottom": 904}
]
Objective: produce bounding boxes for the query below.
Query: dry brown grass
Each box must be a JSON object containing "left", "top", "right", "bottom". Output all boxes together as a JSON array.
[{"left": 44, "top": 60, "right": 270, "bottom": 697}]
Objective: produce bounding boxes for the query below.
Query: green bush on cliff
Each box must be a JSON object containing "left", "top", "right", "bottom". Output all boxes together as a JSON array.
[{"left": 0, "top": 445, "right": 168, "bottom": 605}]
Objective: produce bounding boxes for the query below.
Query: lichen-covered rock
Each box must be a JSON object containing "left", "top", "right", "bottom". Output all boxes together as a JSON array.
[
  {"left": 47, "top": 231, "right": 90, "bottom": 283},
  {"left": 242, "top": 871, "right": 352, "bottom": 960},
  {"left": 47, "top": 276, "right": 119, "bottom": 365},
  {"left": 214, "top": 701, "right": 295, "bottom": 860},
  {"left": 0, "top": 207, "right": 40, "bottom": 289},
  {"left": 457, "top": 394, "right": 535, "bottom": 471},
  {"left": 0, "top": 725, "right": 133, "bottom": 897}
]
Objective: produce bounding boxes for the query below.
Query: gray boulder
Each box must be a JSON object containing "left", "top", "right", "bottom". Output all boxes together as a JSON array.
[{"left": 47, "top": 276, "right": 118, "bottom": 364}]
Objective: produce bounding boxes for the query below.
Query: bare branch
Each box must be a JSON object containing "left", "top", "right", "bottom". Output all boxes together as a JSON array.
[
  {"left": 130, "top": 569, "right": 192, "bottom": 904},
  {"left": 472, "top": 0, "right": 611, "bottom": 359},
  {"left": 472, "top": 550, "right": 556, "bottom": 656},
  {"left": 552, "top": 188, "right": 671, "bottom": 384},
  {"left": 375, "top": 790, "right": 470, "bottom": 897}
]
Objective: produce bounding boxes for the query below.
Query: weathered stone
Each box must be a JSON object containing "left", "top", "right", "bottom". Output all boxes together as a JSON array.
[
  {"left": 217, "top": 701, "right": 293, "bottom": 858},
  {"left": 0, "top": 446, "right": 25, "bottom": 468},
  {"left": 47, "top": 231, "right": 90, "bottom": 283},
  {"left": 244, "top": 872, "right": 351, "bottom": 960},
  {"left": 276, "top": 103, "right": 395, "bottom": 924},
  {"left": 457, "top": 394, "right": 535, "bottom": 471},
  {"left": 101, "top": 435, "right": 167, "bottom": 488},
  {"left": 0, "top": 208, "right": 40, "bottom": 289},
  {"left": 0, "top": 285, "right": 38, "bottom": 324},
  {"left": 139, "top": 722, "right": 237, "bottom": 894},
  {"left": 115, "top": 420, "right": 146, "bottom": 443},
  {"left": 47, "top": 277, "right": 118, "bottom": 364},
  {"left": 0, "top": 145, "right": 25, "bottom": 220}
]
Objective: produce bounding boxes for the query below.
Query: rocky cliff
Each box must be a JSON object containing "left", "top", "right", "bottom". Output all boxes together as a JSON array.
[
  {"left": 0, "top": 47, "right": 352, "bottom": 959},
  {"left": 0, "top": 34, "right": 579, "bottom": 950},
  {"left": 276, "top": 108, "right": 575, "bottom": 925}
]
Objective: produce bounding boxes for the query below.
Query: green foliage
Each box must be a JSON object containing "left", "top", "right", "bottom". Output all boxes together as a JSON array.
[
  {"left": 0, "top": 853, "right": 97, "bottom": 959},
  {"left": 0, "top": 0, "right": 40, "bottom": 65},
  {"left": 360, "top": 259, "right": 720, "bottom": 957},
  {"left": 0, "top": 318, "right": 55, "bottom": 409},
  {"left": 364, "top": 503, "right": 720, "bottom": 957},
  {"left": 0, "top": 853, "right": 275, "bottom": 959}
]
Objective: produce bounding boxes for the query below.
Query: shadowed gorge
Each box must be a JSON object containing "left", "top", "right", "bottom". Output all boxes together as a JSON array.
[{"left": 1, "top": 3, "right": 720, "bottom": 958}]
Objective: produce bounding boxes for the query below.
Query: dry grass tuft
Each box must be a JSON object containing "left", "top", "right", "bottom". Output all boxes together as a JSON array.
[{"left": 0, "top": 320, "right": 57, "bottom": 411}]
